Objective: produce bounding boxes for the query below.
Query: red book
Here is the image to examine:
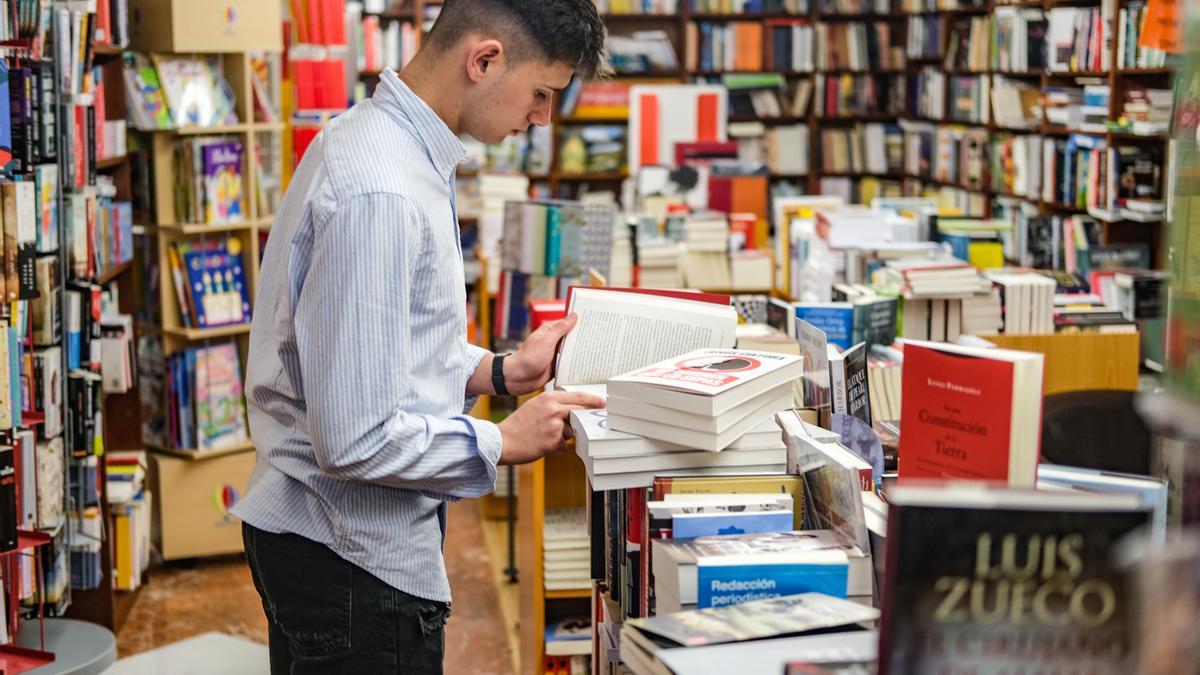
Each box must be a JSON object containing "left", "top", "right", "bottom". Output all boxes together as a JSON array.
[
  {"left": 307, "top": 0, "right": 323, "bottom": 44},
  {"left": 898, "top": 340, "right": 1045, "bottom": 487},
  {"left": 528, "top": 299, "right": 566, "bottom": 331}
]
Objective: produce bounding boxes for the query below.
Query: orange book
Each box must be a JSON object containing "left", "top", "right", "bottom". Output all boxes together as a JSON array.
[
  {"left": 733, "top": 23, "right": 763, "bottom": 71},
  {"left": 729, "top": 176, "right": 768, "bottom": 248}
]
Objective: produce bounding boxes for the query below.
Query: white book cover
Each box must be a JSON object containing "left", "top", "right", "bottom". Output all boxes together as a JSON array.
[{"left": 610, "top": 348, "right": 803, "bottom": 398}]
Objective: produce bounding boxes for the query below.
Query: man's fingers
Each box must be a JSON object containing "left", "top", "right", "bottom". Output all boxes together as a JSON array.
[
  {"left": 544, "top": 312, "right": 578, "bottom": 337},
  {"left": 550, "top": 391, "right": 606, "bottom": 408}
]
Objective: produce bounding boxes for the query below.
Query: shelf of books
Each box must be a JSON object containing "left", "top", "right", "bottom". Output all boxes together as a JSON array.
[{"left": 120, "top": 6, "right": 283, "bottom": 557}]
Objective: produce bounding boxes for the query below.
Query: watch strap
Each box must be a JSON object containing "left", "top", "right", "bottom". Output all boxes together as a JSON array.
[{"left": 492, "top": 353, "right": 510, "bottom": 396}]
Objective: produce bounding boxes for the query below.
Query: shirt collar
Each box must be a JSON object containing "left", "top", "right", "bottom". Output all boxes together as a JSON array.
[{"left": 374, "top": 69, "right": 468, "bottom": 183}]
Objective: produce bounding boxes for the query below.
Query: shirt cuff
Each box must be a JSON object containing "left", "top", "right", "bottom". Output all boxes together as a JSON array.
[{"left": 465, "top": 415, "right": 503, "bottom": 488}]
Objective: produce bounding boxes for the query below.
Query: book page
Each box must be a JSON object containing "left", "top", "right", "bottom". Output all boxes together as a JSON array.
[{"left": 556, "top": 290, "right": 737, "bottom": 386}]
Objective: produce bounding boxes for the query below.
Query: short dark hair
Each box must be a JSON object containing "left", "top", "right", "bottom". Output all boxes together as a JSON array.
[{"left": 426, "top": 0, "right": 609, "bottom": 81}]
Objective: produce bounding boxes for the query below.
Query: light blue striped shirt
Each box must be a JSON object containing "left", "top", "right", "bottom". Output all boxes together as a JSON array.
[{"left": 232, "top": 69, "right": 502, "bottom": 603}]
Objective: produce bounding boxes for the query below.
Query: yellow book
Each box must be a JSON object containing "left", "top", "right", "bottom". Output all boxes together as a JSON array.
[
  {"left": 968, "top": 241, "right": 1005, "bottom": 270},
  {"left": 115, "top": 507, "right": 134, "bottom": 591}
]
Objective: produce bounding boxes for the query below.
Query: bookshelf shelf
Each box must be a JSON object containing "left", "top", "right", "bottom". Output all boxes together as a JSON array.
[
  {"left": 1045, "top": 70, "right": 1109, "bottom": 78},
  {"left": 148, "top": 441, "right": 257, "bottom": 461},
  {"left": 163, "top": 323, "right": 253, "bottom": 341},
  {"left": 551, "top": 171, "right": 627, "bottom": 181},
  {"left": 544, "top": 589, "right": 591, "bottom": 600},
  {"left": 254, "top": 122, "right": 287, "bottom": 132},
  {"left": 1108, "top": 130, "right": 1169, "bottom": 142},
  {"left": 96, "top": 155, "right": 128, "bottom": 169},
  {"left": 98, "top": 261, "right": 134, "bottom": 286},
  {"left": 153, "top": 222, "right": 256, "bottom": 235},
  {"left": 167, "top": 123, "right": 254, "bottom": 136},
  {"left": 816, "top": 13, "right": 907, "bottom": 21},
  {"left": 1119, "top": 67, "right": 1173, "bottom": 75},
  {"left": 94, "top": 43, "right": 122, "bottom": 57}
]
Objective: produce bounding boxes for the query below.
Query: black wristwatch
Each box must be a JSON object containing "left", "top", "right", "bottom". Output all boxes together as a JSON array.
[{"left": 492, "top": 353, "right": 510, "bottom": 396}]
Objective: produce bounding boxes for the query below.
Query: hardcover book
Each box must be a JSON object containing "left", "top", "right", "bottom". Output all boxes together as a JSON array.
[
  {"left": 627, "top": 592, "right": 877, "bottom": 648},
  {"left": 201, "top": 140, "right": 245, "bottom": 225},
  {"left": 878, "top": 484, "right": 1152, "bottom": 675},
  {"left": 899, "top": 340, "right": 1045, "bottom": 487},
  {"left": 193, "top": 343, "right": 249, "bottom": 452}
]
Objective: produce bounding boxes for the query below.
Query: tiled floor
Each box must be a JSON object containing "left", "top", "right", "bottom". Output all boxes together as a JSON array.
[{"left": 116, "top": 500, "right": 516, "bottom": 673}]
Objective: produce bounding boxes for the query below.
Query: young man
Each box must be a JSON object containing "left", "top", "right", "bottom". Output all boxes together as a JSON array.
[{"left": 233, "top": 1, "right": 608, "bottom": 672}]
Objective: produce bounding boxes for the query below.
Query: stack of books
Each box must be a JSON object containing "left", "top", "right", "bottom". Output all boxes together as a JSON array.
[
  {"left": 878, "top": 257, "right": 986, "bottom": 298},
  {"left": 986, "top": 271, "right": 1057, "bottom": 334},
  {"left": 573, "top": 410, "right": 787, "bottom": 490},
  {"left": 543, "top": 508, "right": 590, "bottom": 593},
  {"left": 651, "top": 530, "right": 873, "bottom": 614},
  {"left": 621, "top": 594, "right": 877, "bottom": 674},
  {"left": 607, "top": 348, "right": 803, "bottom": 452},
  {"left": 637, "top": 240, "right": 684, "bottom": 288},
  {"left": 683, "top": 213, "right": 731, "bottom": 290}
]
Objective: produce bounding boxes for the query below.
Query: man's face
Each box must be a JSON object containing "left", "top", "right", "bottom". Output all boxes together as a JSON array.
[{"left": 471, "top": 58, "right": 575, "bottom": 145}]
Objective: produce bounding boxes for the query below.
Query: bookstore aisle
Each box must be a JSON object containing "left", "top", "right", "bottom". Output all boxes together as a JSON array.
[{"left": 9, "top": 0, "right": 1200, "bottom": 672}]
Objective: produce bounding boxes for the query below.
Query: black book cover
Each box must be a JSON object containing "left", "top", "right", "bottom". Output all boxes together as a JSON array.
[
  {"left": 35, "top": 61, "right": 55, "bottom": 160},
  {"left": 1113, "top": 146, "right": 1163, "bottom": 202},
  {"left": 879, "top": 495, "right": 1150, "bottom": 675},
  {"left": 0, "top": 445, "right": 15, "bottom": 552},
  {"left": 590, "top": 488, "right": 605, "bottom": 581},
  {"left": 86, "top": 104, "right": 96, "bottom": 187},
  {"left": 843, "top": 342, "right": 870, "bottom": 424},
  {"left": 1026, "top": 215, "right": 1058, "bottom": 269}
]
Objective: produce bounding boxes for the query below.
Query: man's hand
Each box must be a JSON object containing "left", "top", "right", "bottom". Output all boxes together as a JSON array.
[
  {"left": 497, "top": 390, "right": 605, "bottom": 465},
  {"left": 503, "top": 313, "right": 580, "bottom": 396}
]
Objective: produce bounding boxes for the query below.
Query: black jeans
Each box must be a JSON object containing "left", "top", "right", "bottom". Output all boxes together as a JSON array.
[{"left": 243, "top": 523, "right": 452, "bottom": 674}]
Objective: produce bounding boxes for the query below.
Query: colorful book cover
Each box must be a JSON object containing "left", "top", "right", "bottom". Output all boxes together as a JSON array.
[
  {"left": 696, "top": 555, "right": 850, "bottom": 608},
  {"left": 794, "top": 304, "right": 853, "bottom": 350},
  {"left": 201, "top": 140, "right": 245, "bottom": 224},
  {"left": 0, "top": 62, "right": 11, "bottom": 172},
  {"left": 544, "top": 204, "right": 562, "bottom": 277},
  {"left": 556, "top": 204, "right": 585, "bottom": 279},
  {"left": 194, "top": 343, "right": 248, "bottom": 451},
  {"left": 671, "top": 511, "right": 793, "bottom": 540},
  {"left": 899, "top": 342, "right": 1017, "bottom": 483},
  {"left": 34, "top": 165, "right": 58, "bottom": 254},
  {"left": 878, "top": 488, "right": 1152, "bottom": 675},
  {"left": 580, "top": 205, "right": 615, "bottom": 282}
]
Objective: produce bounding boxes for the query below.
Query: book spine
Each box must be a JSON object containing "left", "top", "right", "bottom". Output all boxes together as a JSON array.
[{"left": 545, "top": 206, "right": 562, "bottom": 277}]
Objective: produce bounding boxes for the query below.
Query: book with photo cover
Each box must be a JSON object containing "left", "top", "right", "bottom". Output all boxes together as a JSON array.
[
  {"left": 201, "top": 139, "right": 245, "bottom": 224},
  {"left": 628, "top": 593, "right": 877, "bottom": 648},
  {"left": 153, "top": 56, "right": 238, "bottom": 129}
]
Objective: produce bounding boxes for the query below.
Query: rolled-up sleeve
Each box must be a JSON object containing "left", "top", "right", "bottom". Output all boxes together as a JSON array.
[{"left": 294, "top": 193, "right": 499, "bottom": 498}]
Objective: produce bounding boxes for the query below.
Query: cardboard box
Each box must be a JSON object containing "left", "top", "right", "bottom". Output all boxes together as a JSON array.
[
  {"left": 149, "top": 450, "right": 255, "bottom": 560},
  {"left": 127, "top": 0, "right": 282, "bottom": 53}
]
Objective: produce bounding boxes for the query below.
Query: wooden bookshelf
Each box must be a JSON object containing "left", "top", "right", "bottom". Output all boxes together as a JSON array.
[
  {"left": 895, "top": 0, "right": 1174, "bottom": 264},
  {"left": 138, "top": 49, "right": 282, "bottom": 559},
  {"left": 64, "top": 39, "right": 149, "bottom": 634}
]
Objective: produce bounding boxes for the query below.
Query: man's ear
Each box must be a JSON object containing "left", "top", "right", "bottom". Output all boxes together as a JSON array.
[{"left": 466, "top": 38, "right": 504, "bottom": 83}]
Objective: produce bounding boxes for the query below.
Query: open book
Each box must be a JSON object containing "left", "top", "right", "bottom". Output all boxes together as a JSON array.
[{"left": 553, "top": 287, "right": 738, "bottom": 397}]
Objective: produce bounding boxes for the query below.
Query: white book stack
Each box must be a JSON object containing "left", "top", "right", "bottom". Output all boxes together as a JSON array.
[
  {"left": 543, "top": 508, "right": 590, "bottom": 593},
  {"left": 572, "top": 409, "right": 788, "bottom": 491},
  {"left": 638, "top": 240, "right": 683, "bottom": 288},
  {"left": 684, "top": 214, "right": 731, "bottom": 291},
  {"left": 882, "top": 258, "right": 987, "bottom": 298},
  {"left": 960, "top": 287, "right": 1004, "bottom": 335},
  {"left": 607, "top": 348, "right": 804, "bottom": 452},
  {"left": 986, "top": 271, "right": 1056, "bottom": 334},
  {"left": 730, "top": 251, "right": 772, "bottom": 292},
  {"left": 610, "top": 225, "right": 634, "bottom": 287}
]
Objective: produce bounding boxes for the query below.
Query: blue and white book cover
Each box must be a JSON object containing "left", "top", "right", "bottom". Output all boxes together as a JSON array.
[
  {"left": 794, "top": 303, "right": 853, "bottom": 350},
  {"left": 672, "top": 511, "right": 793, "bottom": 540},
  {"left": 696, "top": 552, "right": 850, "bottom": 609}
]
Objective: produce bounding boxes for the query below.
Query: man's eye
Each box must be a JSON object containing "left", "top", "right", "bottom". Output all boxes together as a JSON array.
[{"left": 536, "top": 91, "right": 548, "bottom": 100}]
